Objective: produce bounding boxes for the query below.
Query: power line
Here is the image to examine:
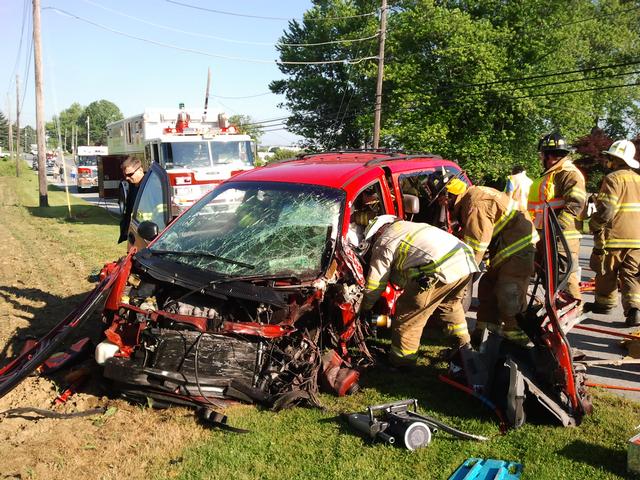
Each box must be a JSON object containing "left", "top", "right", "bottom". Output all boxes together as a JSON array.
[
  {"left": 512, "top": 80, "right": 640, "bottom": 100},
  {"left": 428, "top": 59, "right": 640, "bottom": 92},
  {"left": 44, "top": 7, "right": 379, "bottom": 66},
  {"left": 211, "top": 92, "right": 273, "bottom": 100},
  {"left": 20, "top": 14, "right": 34, "bottom": 113},
  {"left": 165, "top": 0, "right": 378, "bottom": 22},
  {"left": 80, "top": 0, "right": 379, "bottom": 48},
  {"left": 6, "top": 0, "right": 29, "bottom": 94}
]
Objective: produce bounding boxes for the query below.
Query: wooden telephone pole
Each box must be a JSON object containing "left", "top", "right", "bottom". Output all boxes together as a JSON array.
[
  {"left": 15, "top": 75, "right": 21, "bottom": 177},
  {"left": 33, "top": 0, "right": 48, "bottom": 206},
  {"left": 372, "top": 0, "right": 387, "bottom": 149}
]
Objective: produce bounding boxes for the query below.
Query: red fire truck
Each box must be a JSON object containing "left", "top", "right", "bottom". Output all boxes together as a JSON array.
[{"left": 105, "top": 107, "right": 256, "bottom": 218}]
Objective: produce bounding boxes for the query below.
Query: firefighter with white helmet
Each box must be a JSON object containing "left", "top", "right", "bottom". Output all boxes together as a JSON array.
[
  {"left": 445, "top": 178, "right": 538, "bottom": 343},
  {"left": 359, "top": 215, "right": 479, "bottom": 366},
  {"left": 528, "top": 132, "right": 587, "bottom": 302},
  {"left": 587, "top": 139, "right": 640, "bottom": 326}
]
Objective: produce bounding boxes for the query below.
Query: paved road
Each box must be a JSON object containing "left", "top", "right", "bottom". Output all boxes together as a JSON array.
[
  {"left": 25, "top": 152, "right": 122, "bottom": 215},
  {"left": 568, "top": 235, "right": 640, "bottom": 401}
]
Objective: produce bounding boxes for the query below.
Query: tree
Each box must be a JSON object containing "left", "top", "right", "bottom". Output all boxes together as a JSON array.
[
  {"left": 78, "top": 99, "right": 123, "bottom": 146},
  {"left": 229, "top": 114, "right": 264, "bottom": 143},
  {"left": 273, "top": 0, "right": 640, "bottom": 184},
  {"left": 0, "top": 111, "right": 8, "bottom": 150}
]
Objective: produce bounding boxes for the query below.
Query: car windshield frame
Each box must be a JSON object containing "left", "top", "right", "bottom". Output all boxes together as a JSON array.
[{"left": 151, "top": 181, "right": 345, "bottom": 281}]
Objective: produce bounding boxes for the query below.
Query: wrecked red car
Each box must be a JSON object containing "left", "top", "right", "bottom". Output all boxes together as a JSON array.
[{"left": 0, "top": 151, "right": 468, "bottom": 410}]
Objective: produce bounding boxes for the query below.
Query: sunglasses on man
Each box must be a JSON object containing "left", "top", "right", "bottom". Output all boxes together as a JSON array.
[{"left": 124, "top": 166, "right": 141, "bottom": 178}]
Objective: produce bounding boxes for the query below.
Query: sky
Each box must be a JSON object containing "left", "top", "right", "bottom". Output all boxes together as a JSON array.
[{"left": 0, "top": 0, "right": 317, "bottom": 146}]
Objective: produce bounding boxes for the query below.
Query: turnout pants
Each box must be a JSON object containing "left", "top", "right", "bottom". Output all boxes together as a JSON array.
[
  {"left": 476, "top": 248, "right": 535, "bottom": 340},
  {"left": 562, "top": 238, "right": 582, "bottom": 301},
  {"left": 390, "top": 275, "right": 470, "bottom": 365},
  {"left": 594, "top": 248, "right": 640, "bottom": 315}
]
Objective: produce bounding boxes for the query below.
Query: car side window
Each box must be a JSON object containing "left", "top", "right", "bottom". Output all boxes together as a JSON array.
[
  {"left": 347, "top": 182, "right": 385, "bottom": 247},
  {"left": 133, "top": 170, "right": 167, "bottom": 229}
]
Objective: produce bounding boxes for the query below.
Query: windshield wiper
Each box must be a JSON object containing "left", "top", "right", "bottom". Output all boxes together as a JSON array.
[{"left": 147, "top": 248, "right": 255, "bottom": 270}]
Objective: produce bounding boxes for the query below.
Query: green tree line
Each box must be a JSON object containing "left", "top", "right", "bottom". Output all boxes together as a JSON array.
[{"left": 272, "top": 0, "right": 640, "bottom": 184}]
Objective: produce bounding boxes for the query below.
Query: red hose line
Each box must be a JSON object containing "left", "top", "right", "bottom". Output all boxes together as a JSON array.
[
  {"left": 574, "top": 325, "right": 639, "bottom": 341},
  {"left": 585, "top": 382, "right": 640, "bottom": 392}
]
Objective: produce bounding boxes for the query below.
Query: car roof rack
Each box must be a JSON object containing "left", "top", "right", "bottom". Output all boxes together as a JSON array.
[
  {"left": 364, "top": 153, "right": 443, "bottom": 166},
  {"left": 269, "top": 149, "right": 402, "bottom": 164}
]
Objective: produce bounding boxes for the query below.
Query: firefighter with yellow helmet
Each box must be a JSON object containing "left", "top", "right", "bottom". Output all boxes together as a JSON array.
[
  {"left": 445, "top": 178, "right": 538, "bottom": 342},
  {"left": 587, "top": 140, "right": 640, "bottom": 326},
  {"left": 528, "top": 133, "right": 587, "bottom": 302},
  {"left": 359, "top": 215, "right": 479, "bottom": 366}
]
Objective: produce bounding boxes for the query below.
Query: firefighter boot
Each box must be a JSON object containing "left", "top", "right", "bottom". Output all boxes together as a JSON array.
[
  {"left": 584, "top": 302, "right": 613, "bottom": 315},
  {"left": 626, "top": 308, "right": 640, "bottom": 327}
]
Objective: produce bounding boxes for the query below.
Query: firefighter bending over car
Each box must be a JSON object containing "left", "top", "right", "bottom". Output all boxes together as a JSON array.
[
  {"left": 445, "top": 179, "right": 538, "bottom": 343},
  {"left": 528, "top": 133, "right": 587, "bottom": 303},
  {"left": 587, "top": 140, "right": 640, "bottom": 327},
  {"left": 359, "top": 215, "right": 479, "bottom": 366}
]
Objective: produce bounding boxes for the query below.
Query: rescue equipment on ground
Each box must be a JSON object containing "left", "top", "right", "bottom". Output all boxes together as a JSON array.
[
  {"left": 448, "top": 458, "right": 523, "bottom": 480},
  {"left": 342, "top": 399, "right": 487, "bottom": 450}
]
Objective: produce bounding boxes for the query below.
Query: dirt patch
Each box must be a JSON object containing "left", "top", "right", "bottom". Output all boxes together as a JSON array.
[{"left": 0, "top": 176, "right": 208, "bottom": 479}]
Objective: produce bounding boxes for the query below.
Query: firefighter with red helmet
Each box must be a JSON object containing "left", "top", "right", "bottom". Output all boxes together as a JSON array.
[
  {"left": 445, "top": 178, "right": 538, "bottom": 343},
  {"left": 587, "top": 140, "right": 640, "bottom": 326},
  {"left": 359, "top": 215, "right": 479, "bottom": 366},
  {"left": 528, "top": 132, "right": 587, "bottom": 302}
]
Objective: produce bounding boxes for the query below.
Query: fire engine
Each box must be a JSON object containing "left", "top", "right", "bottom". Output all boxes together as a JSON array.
[
  {"left": 106, "top": 107, "right": 256, "bottom": 216},
  {"left": 76, "top": 146, "right": 109, "bottom": 191}
]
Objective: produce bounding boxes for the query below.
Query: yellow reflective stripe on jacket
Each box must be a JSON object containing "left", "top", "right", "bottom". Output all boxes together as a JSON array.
[
  {"left": 492, "top": 232, "right": 537, "bottom": 267},
  {"left": 565, "top": 185, "right": 587, "bottom": 202},
  {"left": 603, "top": 239, "right": 640, "bottom": 248},
  {"left": 492, "top": 200, "right": 518, "bottom": 237},
  {"left": 618, "top": 203, "right": 640, "bottom": 212},
  {"left": 396, "top": 228, "right": 422, "bottom": 284},
  {"left": 415, "top": 245, "right": 463, "bottom": 275},
  {"left": 598, "top": 192, "right": 619, "bottom": 207},
  {"left": 463, "top": 235, "right": 489, "bottom": 253}
]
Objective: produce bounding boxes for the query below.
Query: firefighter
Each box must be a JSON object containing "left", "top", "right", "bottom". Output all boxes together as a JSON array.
[
  {"left": 505, "top": 165, "right": 533, "bottom": 211},
  {"left": 445, "top": 178, "right": 538, "bottom": 342},
  {"left": 359, "top": 215, "right": 479, "bottom": 366},
  {"left": 586, "top": 140, "right": 640, "bottom": 326},
  {"left": 528, "top": 132, "right": 587, "bottom": 302}
]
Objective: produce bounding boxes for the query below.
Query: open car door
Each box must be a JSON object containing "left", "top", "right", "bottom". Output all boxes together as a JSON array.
[
  {"left": 127, "top": 163, "right": 171, "bottom": 251},
  {"left": 451, "top": 204, "right": 591, "bottom": 428}
]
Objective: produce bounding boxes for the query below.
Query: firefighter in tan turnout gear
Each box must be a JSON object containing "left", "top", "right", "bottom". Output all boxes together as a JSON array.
[
  {"left": 528, "top": 133, "right": 587, "bottom": 302},
  {"left": 446, "top": 179, "right": 538, "bottom": 342},
  {"left": 587, "top": 140, "right": 640, "bottom": 326},
  {"left": 359, "top": 215, "right": 479, "bottom": 366}
]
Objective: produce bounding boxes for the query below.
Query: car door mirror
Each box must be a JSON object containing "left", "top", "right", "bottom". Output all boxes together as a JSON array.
[{"left": 138, "top": 221, "right": 159, "bottom": 241}]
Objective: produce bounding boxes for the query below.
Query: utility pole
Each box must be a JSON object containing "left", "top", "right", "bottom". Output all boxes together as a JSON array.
[
  {"left": 7, "top": 97, "right": 14, "bottom": 165},
  {"left": 33, "top": 0, "right": 48, "bottom": 207},
  {"left": 86, "top": 116, "right": 90, "bottom": 145},
  {"left": 372, "top": 0, "right": 387, "bottom": 149},
  {"left": 15, "top": 75, "right": 21, "bottom": 177}
]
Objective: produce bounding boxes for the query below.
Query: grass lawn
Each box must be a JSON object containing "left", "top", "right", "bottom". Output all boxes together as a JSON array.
[{"left": 1, "top": 159, "right": 639, "bottom": 480}]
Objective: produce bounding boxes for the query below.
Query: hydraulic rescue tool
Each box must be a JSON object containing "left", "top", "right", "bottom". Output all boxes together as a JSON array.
[{"left": 343, "top": 399, "right": 487, "bottom": 450}]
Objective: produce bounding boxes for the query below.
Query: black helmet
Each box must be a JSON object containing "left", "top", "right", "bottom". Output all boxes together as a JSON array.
[{"left": 538, "top": 132, "right": 573, "bottom": 154}]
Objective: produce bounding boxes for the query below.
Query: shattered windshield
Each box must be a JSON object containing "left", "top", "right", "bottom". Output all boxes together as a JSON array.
[{"left": 152, "top": 182, "right": 344, "bottom": 279}]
